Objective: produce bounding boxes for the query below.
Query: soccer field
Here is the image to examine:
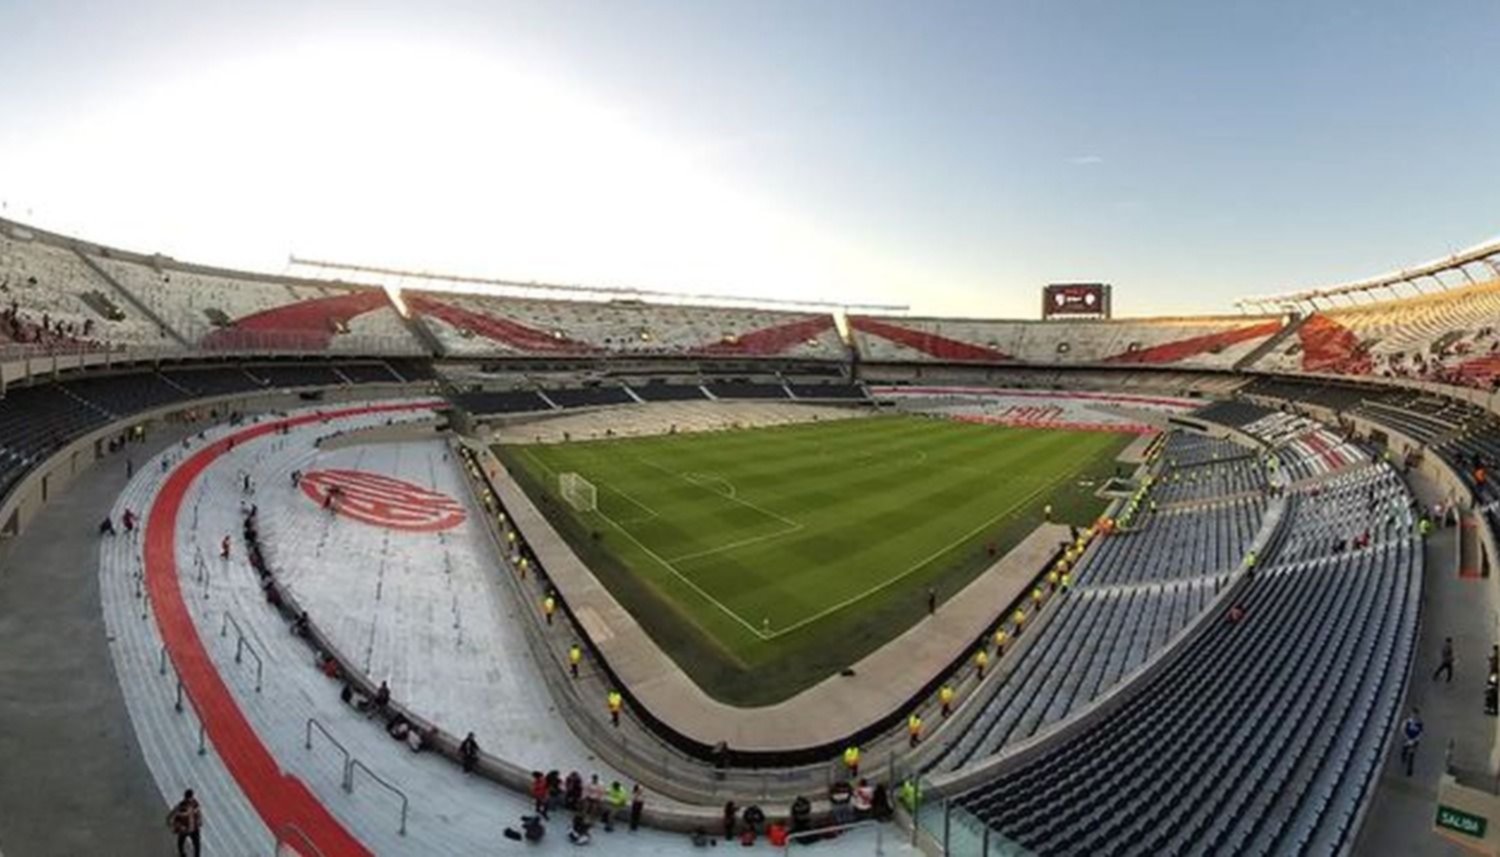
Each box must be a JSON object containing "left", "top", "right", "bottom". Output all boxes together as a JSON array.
[{"left": 501, "top": 414, "right": 1131, "bottom": 704}]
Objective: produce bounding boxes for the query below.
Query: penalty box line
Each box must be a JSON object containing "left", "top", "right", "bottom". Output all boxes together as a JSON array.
[{"left": 518, "top": 448, "right": 771, "bottom": 638}]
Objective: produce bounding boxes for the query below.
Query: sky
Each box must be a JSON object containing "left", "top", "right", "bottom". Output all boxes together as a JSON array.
[{"left": 0, "top": 0, "right": 1496, "bottom": 318}]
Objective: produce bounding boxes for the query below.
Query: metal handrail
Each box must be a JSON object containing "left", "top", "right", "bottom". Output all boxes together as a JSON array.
[
  {"left": 275, "top": 822, "right": 327, "bottom": 857},
  {"left": 220, "top": 610, "right": 264, "bottom": 692},
  {"left": 220, "top": 609, "right": 247, "bottom": 640},
  {"left": 304, "top": 718, "right": 352, "bottom": 790},
  {"left": 348, "top": 758, "right": 409, "bottom": 835},
  {"left": 162, "top": 664, "right": 208, "bottom": 757}
]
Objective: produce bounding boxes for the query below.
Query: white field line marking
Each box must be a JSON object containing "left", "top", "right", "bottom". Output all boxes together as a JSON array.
[
  {"left": 602, "top": 483, "right": 659, "bottom": 523},
  {"left": 666, "top": 520, "right": 804, "bottom": 563},
  {"left": 762, "top": 468, "right": 1071, "bottom": 640},
  {"left": 684, "top": 471, "right": 737, "bottom": 498},
  {"left": 520, "top": 448, "right": 658, "bottom": 521},
  {"left": 634, "top": 457, "right": 802, "bottom": 530},
  {"left": 525, "top": 446, "right": 766, "bottom": 635},
  {"left": 594, "top": 507, "right": 771, "bottom": 640}
]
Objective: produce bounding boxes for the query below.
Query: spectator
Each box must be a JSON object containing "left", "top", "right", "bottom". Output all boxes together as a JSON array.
[
  {"left": 605, "top": 781, "right": 628, "bottom": 831},
  {"left": 372, "top": 680, "right": 391, "bottom": 716},
  {"left": 530, "top": 771, "right": 550, "bottom": 819},
  {"left": 853, "top": 779, "right": 875, "bottom": 819},
  {"left": 584, "top": 774, "right": 604, "bottom": 821},
  {"left": 165, "top": 789, "right": 203, "bottom": 857},
  {"left": 99, "top": 516, "right": 116, "bottom": 537},
  {"left": 1400, "top": 709, "right": 1423, "bottom": 776},
  {"left": 722, "top": 800, "right": 737, "bottom": 839},
  {"left": 564, "top": 771, "right": 583, "bottom": 811},
  {"left": 459, "top": 732, "right": 480, "bottom": 773},
  {"left": 629, "top": 784, "right": 644, "bottom": 831},
  {"left": 1434, "top": 637, "right": 1455, "bottom": 683}
]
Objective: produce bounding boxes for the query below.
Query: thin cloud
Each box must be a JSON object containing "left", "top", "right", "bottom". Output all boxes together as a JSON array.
[{"left": 1068, "top": 155, "right": 1104, "bottom": 165}]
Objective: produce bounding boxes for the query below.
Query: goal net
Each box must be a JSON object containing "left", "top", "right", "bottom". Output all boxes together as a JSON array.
[{"left": 559, "top": 472, "right": 598, "bottom": 513}]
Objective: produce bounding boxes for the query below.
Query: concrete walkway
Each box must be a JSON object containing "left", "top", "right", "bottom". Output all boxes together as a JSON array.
[
  {"left": 1356, "top": 468, "right": 1499, "bottom": 856},
  {"left": 0, "top": 428, "right": 188, "bottom": 857}
]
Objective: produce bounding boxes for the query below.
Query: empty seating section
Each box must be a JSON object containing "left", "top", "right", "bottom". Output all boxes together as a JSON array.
[
  {"left": 1081, "top": 498, "right": 1265, "bottom": 586},
  {"left": 1254, "top": 279, "right": 1500, "bottom": 388},
  {"left": 452, "top": 390, "right": 553, "bottom": 415},
  {"left": 383, "top": 357, "right": 438, "bottom": 382},
  {"left": 0, "top": 232, "right": 165, "bottom": 348},
  {"left": 787, "top": 382, "right": 867, "bottom": 400},
  {"left": 334, "top": 362, "right": 403, "bottom": 384},
  {"left": 0, "top": 384, "right": 114, "bottom": 495},
  {"left": 1192, "top": 399, "right": 1276, "bottom": 428},
  {"left": 957, "top": 534, "right": 1420, "bottom": 857},
  {"left": 1273, "top": 468, "right": 1413, "bottom": 565},
  {"left": 706, "top": 381, "right": 790, "bottom": 400},
  {"left": 545, "top": 387, "right": 635, "bottom": 408},
  {"left": 1151, "top": 458, "right": 1269, "bottom": 504},
  {"left": 160, "top": 368, "right": 263, "bottom": 398},
  {"left": 631, "top": 383, "right": 708, "bottom": 402},
  {"left": 90, "top": 255, "right": 422, "bottom": 354},
  {"left": 1158, "top": 432, "right": 1254, "bottom": 468},
  {"left": 407, "top": 291, "right": 844, "bottom": 359},
  {"left": 848, "top": 315, "right": 1283, "bottom": 368},
  {"left": 62, "top": 373, "right": 192, "bottom": 417},
  {"left": 932, "top": 579, "right": 1219, "bottom": 771},
  {"left": 242, "top": 365, "right": 347, "bottom": 389},
  {"left": 0, "top": 362, "right": 429, "bottom": 504}
]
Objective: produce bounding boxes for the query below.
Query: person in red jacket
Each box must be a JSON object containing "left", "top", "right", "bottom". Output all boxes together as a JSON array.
[{"left": 530, "top": 771, "right": 550, "bottom": 819}]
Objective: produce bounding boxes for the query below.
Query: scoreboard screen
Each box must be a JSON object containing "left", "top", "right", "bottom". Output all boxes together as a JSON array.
[{"left": 1042, "top": 283, "right": 1111, "bottom": 319}]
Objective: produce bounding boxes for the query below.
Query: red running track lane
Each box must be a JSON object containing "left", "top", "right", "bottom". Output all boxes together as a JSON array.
[{"left": 145, "top": 402, "right": 442, "bottom": 856}]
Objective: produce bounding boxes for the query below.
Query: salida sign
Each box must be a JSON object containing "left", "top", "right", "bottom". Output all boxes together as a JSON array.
[
  {"left": 301, "top": 469, "right": 467, "bottom": 532},
  {"left": 1435, "top": 804, "right": 1487, "bottom": 840}
]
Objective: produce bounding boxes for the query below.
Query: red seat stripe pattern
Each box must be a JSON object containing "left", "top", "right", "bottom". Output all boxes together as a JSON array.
[
  {"left": 848, "top": 316, "right": 1012, "bottom": 362},
  {"left": 697, "top": 315, "right": 836, "bottom": 355},
  {"left": 200, "top": 291, "right": 393, "bottom": 350},
  {"left": 1295, "top": 314, "right": 1372, "bottom": 374},
  {"left": 405, "top": 295, "right": 596, "bottom": 354},
  {"left": 146, "top": 401, "right": 440, "bottom": 856},
  {"left": 1104, "top": 320, "right": 1282, "bottom": 364}
]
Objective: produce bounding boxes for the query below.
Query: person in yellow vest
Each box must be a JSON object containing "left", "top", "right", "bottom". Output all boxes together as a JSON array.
[
  {"left": 907, "top": 713, "right": 923, "bottom": 747},
  {"left": 1060, "top": 572, "right": 1072, "bottom": 592},
  {"left": 1031, "top": 586, "right": 1043, "bottom": 606},
  {"left": 1046, "top": 570, "right": 1059, "bottom": 591},
  {"left": 842, "top": 745, "right": 861, "bottom": 778},
  {"left": 939, "top": 684, "right": 956, "bottom": 717},
  {"left": 1043, "top": 503, "right": 1052, "bottom": 523},
  {"left": 975, "top": 648, "right": 989, "bottom": 680},
  {"left": 569, "top": 643, "right": 583, "bottom": 678},
  {"left": 1013, "top": 607, "right": 1027, "bottom": 635},
  {"left": 607, "top": 690, "right": 623, "bottom": 727},
  {"left": 543, "top": 593, "right": 556, "bottom": 625},
  {"left": 993, "top": 628, "right": 1008, "bottom": 656},
  {"left": 518, "top": 556, "right": 529, "bottom": 579}
]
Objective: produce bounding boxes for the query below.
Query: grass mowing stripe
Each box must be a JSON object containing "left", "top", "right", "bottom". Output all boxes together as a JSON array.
[
  {"left": 504, "top": 415, "right": 1133, "bottom": 704},
  {"left": 764, "top": 461, "right": 1082, "bottom": 638}
]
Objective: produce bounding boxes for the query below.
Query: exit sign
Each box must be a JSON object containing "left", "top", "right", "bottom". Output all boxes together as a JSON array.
[{"left": 1436, "top": 805, "right": 1488, "bottom": 839}]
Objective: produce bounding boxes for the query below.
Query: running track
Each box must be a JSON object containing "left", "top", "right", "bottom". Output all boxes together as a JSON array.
[{"left": 145, "top": 402, "right": 440, "bottom": 856}]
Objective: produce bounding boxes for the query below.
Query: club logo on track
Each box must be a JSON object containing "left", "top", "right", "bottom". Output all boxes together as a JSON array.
[{"left": 300, "top": 469, "right": 466, "bottom": 532}]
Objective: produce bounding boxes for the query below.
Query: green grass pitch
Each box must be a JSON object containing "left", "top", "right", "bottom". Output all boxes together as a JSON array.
[{"left": 500, "top": 414, "right": 1130, "bottom": 705}]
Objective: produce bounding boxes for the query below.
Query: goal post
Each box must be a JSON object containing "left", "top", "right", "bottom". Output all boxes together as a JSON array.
[{"left": 559, "top": 472, "right": 598, "bottom": 512}]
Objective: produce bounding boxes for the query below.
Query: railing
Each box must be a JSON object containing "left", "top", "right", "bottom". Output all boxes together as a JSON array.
[
  {"left": 158, "top": 655, "right": 208, "bottom": 756},
  {"left": 348, "top": 758, "right": 409, "bottom": 835},
  {"left": 219, "top": 610, "right": 264, "bottom": 692},
  {"left": 304, "top": 718, "right": 352, "bottom": 790}
]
